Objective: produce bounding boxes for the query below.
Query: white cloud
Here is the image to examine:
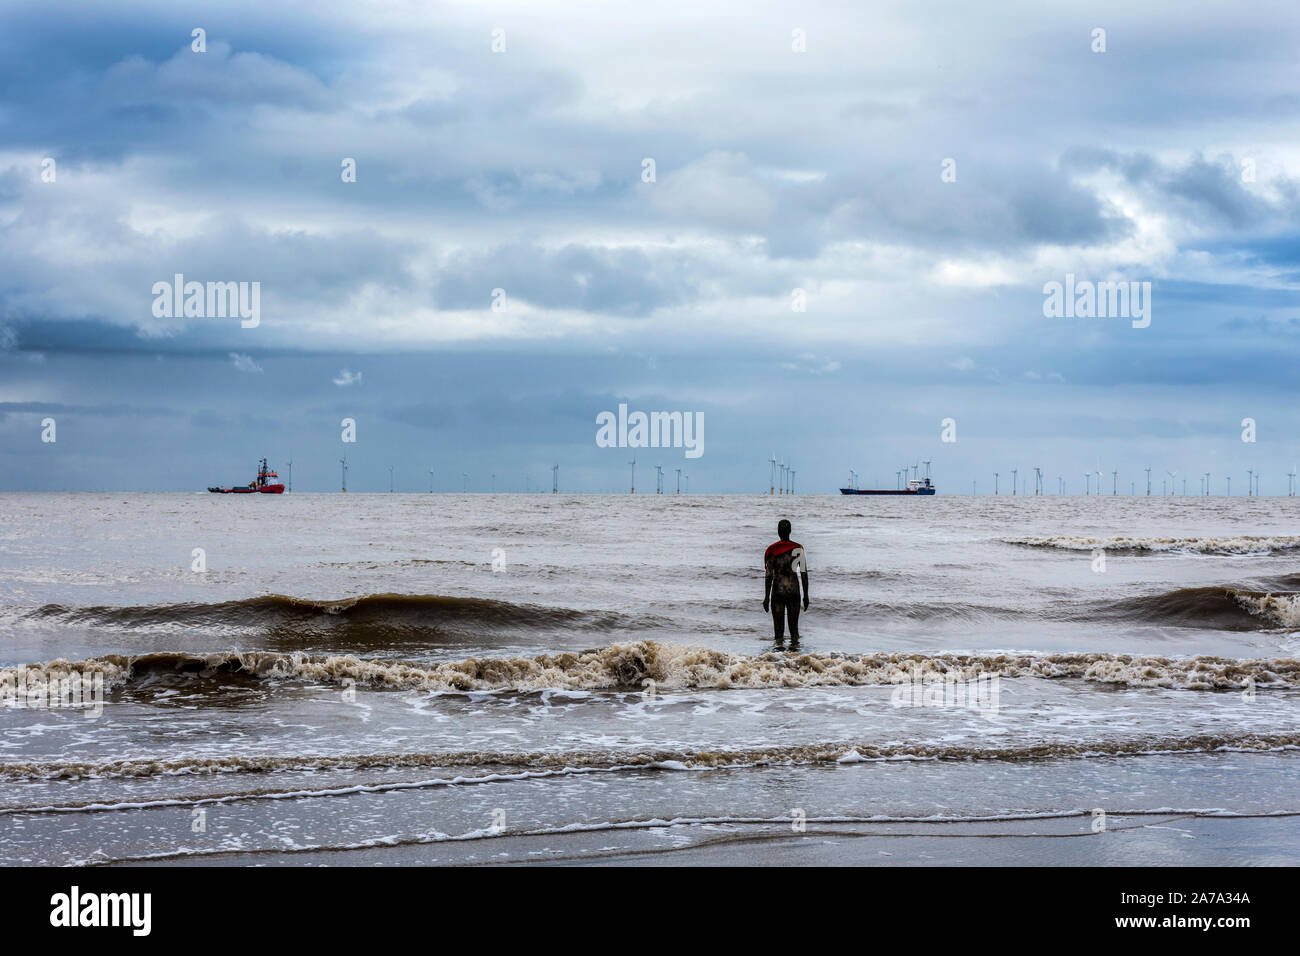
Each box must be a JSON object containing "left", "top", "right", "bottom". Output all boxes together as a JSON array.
[
  {"left": 230, "top": 352, "right": 262, "bottom": 373},
  {"left": 332, "top": 369, "right": 363, "bottom": 386}
]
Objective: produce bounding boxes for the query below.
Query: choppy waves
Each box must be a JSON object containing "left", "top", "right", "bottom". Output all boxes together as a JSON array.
[{"left": 14, "top": 579, "right": 1300, "bottom": 642}]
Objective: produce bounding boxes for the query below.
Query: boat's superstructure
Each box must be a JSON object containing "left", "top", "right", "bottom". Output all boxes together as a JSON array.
[{"left": 208, "top": 458, "right": 285, "bottom": 494}]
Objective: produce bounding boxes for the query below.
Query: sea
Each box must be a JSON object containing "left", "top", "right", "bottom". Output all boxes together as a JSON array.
[{"left": 1, "top": 491, "right": 1297, "bottom": 865}]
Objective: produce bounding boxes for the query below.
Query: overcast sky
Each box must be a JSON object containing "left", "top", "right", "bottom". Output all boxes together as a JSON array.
[{"left": 1, "top": 0, "right": 1298, "bottom": 492}]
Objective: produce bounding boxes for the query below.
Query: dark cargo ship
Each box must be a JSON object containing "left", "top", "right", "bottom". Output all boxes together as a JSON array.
[{"left": 840, "top": 477, "right": 936, "bottom": 495}]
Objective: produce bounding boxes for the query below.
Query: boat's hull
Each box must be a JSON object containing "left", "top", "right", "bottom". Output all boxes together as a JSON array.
[
  {"left": 839, "top": 488, "right": 936, "bottom": 495},
  {"left": 208, "top": 485, "right": 284, "bottom": 494}
]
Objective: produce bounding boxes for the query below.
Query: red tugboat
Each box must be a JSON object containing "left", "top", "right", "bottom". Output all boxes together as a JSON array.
[{"left": 208, "top": 458, "right": 285, "bottom": 494}]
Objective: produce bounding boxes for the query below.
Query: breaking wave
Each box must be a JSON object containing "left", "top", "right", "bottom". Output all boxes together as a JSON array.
[
  {"left": 4, "top": 641, "right": 1296, "bottom": 698},
  {"left": 1086, "top": 586, "right": 1300, "bottom": 631},
  {"left": 1003, "top": 534, "right": 1300, "bottom": 556}
]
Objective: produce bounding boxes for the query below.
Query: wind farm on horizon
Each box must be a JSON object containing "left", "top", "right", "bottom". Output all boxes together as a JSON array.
[{"left": 232, "top": 455, "right": 1299, "bottom": 496}]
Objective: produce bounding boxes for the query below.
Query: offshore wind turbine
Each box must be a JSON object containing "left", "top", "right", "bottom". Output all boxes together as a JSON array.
[
  {"left": 768, "top": 454, "right": 777, "bottom": 495},
  {"left": 552, "top": 464, "right": 559, "bottom": 494},
  {"left": 1111, "top": 470, "right": 1117, "bottom": 495},
  {"left": 629, "top": 456, "right": 636, "bottom": 494},
  {"left": 1144, "top": 466, "right": 1152, "bottom": 496},
  {"left": 675, "top": 467, "right": 682, "bottom": 494},
  {"left": 1289, "top": 465, "right": 1297, "bottom": 497},
  {"left": 1011, "top": 468, "right": 1018, "bottom": 495},
  {"left": 428, "top": 469, "right": 434, "bottom": 493},
  {"left": 994, "top": 472, "right": 999, "bottom": 495},
  {"left": 1084, "top": 472, "right": 1090, "bottom": 496},
  {"left": 339, "top": 457, "right": 347, "bottom": 493},
  {"left": 1247, "top": 468, "right": 1253, "bottom": 496}
]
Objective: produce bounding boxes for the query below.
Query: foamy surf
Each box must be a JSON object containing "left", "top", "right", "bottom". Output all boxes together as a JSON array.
[{"left": 4, "top": 640, "right": 1296, "bottom": 697}]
